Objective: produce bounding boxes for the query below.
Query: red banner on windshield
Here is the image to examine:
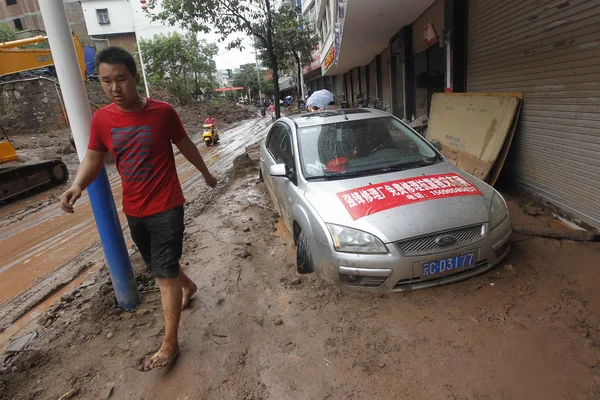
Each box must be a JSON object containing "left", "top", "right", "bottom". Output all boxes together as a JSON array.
[{"left": 336, "top": 173, "right": 482, "bottom": 221}]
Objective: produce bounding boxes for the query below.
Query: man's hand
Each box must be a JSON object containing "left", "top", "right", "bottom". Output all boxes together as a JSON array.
[
  {"left": 58, "top": 149, "right": 105, "bottom": 214},
  {"left": 204, "top": 173, "right": 218, "bottom": 188},
  {"left": 60, "top": 185, "right": 83, "bottom": 213},
  {"left": 175, "top": 136, "right": 218, "bottom": 187}
]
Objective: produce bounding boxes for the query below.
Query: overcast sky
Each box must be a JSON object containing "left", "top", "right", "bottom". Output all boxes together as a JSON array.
[{"left": 131, "top": 1, "right": 257, "bottom": 71}]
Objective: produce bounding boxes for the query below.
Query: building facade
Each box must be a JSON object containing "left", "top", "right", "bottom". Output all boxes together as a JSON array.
[
  {"left": 79, "top": 0, "right": 137, "bottom": 52},
  {"left": 217, "top": 69, "right": 232, "bottom": 88},
  {"left": 302, "top": 0, "right": 600, "bottom": 229},
  {"left": 0, "top": 0, "right": 93, "bottom": 44}
]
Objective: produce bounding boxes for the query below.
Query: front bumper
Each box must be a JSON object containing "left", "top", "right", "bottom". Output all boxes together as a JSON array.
[{"left": 314, "top": 216, "right": 512, "bottom": 292}]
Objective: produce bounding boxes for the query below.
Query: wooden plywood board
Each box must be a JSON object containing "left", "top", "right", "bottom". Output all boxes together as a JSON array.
[{"left": 426, "top": 92, "right": 524, "bottom": 184}]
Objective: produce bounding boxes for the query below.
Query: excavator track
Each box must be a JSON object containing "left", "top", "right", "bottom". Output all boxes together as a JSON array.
[{"left": 0, "top": 160, "right": 69, "bottom": 203}]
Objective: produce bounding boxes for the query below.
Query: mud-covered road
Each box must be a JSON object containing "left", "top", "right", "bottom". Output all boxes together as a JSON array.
[
  {"left": 0, "top": 117, "right": 272, "bottom": 337},
  {"left": 2, "top": 117, "right": 600, "bottom": 400}
]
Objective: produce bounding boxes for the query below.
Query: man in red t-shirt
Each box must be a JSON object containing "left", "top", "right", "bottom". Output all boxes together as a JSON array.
[{"left": 59, "top": 47, "right": 217, "bottom": 371}]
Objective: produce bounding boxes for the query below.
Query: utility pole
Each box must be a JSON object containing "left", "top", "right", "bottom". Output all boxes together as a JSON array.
[
  {"left": 299, "top": 51, "right": 306, "bottom": 99},
  {"left": 39, "top": 0, "right": 140, "bottom": 309},
  {"left": 130, "top": 0, "right": 150, "bottom": 97},
  {"left": 253, "top": 38, "right": 262, "bottom": 102}
]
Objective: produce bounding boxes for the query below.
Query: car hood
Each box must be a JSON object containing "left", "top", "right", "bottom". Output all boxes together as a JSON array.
[{"left": 304, "top": 162, "right": 494, "bottom": 243}]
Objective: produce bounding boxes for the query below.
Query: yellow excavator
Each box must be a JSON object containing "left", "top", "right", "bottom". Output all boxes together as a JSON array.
[{"left": 0, "top": 33, "right": 85, "bottom": 203}]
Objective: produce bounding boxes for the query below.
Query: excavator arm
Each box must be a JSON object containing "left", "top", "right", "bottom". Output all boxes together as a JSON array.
[
  {"left": 0, "top": 34, "right": 80, "bottom": 202},
  {"left": 0, "top": 33, "right": 86, "bottom": 80}
]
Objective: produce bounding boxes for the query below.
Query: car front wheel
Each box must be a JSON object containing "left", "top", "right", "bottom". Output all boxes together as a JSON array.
[{"left": 296, "top": 231, "right": 314, "bottom": 274}]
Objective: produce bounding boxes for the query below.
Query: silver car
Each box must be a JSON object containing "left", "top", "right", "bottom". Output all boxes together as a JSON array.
[{"left": 259, "top": 109, "right": 511, "bottom": 292}]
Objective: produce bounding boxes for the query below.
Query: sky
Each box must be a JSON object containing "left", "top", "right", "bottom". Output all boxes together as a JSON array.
[{"left": 131, "top": 1, "right": 257, "bottom": 72}]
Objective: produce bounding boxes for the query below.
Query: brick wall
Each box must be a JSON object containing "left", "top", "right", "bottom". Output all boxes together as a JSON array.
[
  {"left": 64, "top": 0, "right": 93, "bottom": 46},
  {"left": 0, "top": 0, "right": 39, "bottom": 20},
  {"left": 0, "top": 0, "right": 93, "bottom": 46},
  {"left": 107, "top": 33, "right": 137, "bottom": 52}
]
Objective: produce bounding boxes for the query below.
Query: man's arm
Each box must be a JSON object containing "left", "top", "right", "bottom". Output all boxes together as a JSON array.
[
  {"left": 59, "top": 149, "right": 106, "bottom": 213},
  {"left": 174, "top": 136, "right": 218, "bottom": 187}
]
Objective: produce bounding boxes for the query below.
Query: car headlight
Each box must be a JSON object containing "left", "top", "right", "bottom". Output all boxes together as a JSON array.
[
  {"left": 326, "top": 224, "right": 388, "bottom": 254},
  {"left": 490, "top": 192, "right": 508, "bottom": 230}
]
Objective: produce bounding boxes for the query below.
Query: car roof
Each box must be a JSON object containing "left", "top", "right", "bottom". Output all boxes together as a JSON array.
[{"left": 283, "top": 108, "right": 391, "bottom": 128}]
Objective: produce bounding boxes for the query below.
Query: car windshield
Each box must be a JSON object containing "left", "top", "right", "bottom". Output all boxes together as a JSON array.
[{"left": 297, "top": 116, "right": 443, "bottom": 180}]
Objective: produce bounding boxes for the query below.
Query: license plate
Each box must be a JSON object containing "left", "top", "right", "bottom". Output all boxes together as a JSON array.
[{"left": 422, "top": 252, "right": 475, "bottom": 278}]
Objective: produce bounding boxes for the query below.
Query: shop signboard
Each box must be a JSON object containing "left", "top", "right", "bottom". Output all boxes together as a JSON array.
[{"left": 323, "top": 45, "right": 335, "bottom": 72}]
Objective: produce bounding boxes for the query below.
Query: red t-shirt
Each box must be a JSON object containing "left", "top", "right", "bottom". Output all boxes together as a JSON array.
[{"left": 88, "top": 99, "right": 186, "bottom": 217}]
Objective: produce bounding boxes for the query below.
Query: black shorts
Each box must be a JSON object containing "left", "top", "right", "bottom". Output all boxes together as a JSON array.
[{"left": 126, "top": 206, "right": 184, "bottom": 279}]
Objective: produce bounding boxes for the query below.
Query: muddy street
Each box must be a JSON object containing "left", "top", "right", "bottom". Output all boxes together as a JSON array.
[
  {"left": 1, "top": 130, "right": 600, "bottom": 399},
  {"left": 0, "top": 117, "right": 272, "bottom": 337}
]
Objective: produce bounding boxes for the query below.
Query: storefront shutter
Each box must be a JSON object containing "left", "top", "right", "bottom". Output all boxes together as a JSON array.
[{"left": 467, "top": 0, "right": 600, "bottom": 228}]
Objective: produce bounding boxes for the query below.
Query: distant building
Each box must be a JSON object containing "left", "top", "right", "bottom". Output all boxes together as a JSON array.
[
  {"left": 0, "top": 0, "right": 92, "bottom": 44},
  {"left": 216, "top": 69, "right": 231, "bottom": 87},
  {"left": 79, "top": 0, "right": 137, "bottom": 52}
]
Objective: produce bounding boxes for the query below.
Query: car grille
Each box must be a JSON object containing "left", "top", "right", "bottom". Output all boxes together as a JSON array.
[{"left": 395, "top": 225, "right": 484, "bottom": 256}]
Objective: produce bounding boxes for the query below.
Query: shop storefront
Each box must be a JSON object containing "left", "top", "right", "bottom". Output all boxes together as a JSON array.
[
  {"left": 467, "top": 0, "right": 600, "bottom": 228},
  {"left": 411, "top": 0, "right": 445, "bottom": 119}
]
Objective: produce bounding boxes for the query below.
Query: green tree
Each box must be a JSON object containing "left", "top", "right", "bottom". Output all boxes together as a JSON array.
[
  {"left": 256, "top": 5, "right": 318, "bottom": 95},
  {"left": 231, "top": 63, "right": 274, "bottom": 100},
  {"left": 0, "top": 24, "right": 17, "bottom": 43},
  {"left": 140, "top": 32, "right": 218, "bottom": 105},
  {"left": 147, "top": 0, "right": 308, "bottom": 118}
]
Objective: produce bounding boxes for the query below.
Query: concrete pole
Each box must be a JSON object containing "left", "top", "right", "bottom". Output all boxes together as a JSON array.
[
  {"left": 299, "top": 51, "right": 306, "bottom": 100},
  {"left": 255, "top": 55, "right": 262, "bottom": 101},
  {"left": 38, "top": 0, "right": 141, "bottom": 309},
  {"left": 252, "top": 38, "right": 263, "bottom": 101},
  {"left": 135, "top": 38, "right": 151, "bottom": 98},
  {"left": 445, "top": 38, "right": 453, "bottom": 93},
  {"left": 129, "top": 0, "right": 150, "bottom": 97}
]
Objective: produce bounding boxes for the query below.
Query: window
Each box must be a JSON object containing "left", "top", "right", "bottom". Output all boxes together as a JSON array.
[
  {"left": 6, "top": 0, "right": 17, "bottom": 6},
  {"left": 338, "top": 0, "right": 345, "bottom": 19},
  {"left": 304, "top": 3, "right": 316, "bottom": 23},
  {"left": 13, "top": 18, "right": 23, "bottom": 31},
  {"left": 279, "top": 127, "right": 294, "bottom": 169},
  {"left": 96, "top": 8, "right": 110, "bottom": 25},
  {"left": 321, "top": 6, "right": 329, "bottom": 39},
  {"left": 267, "top": 123, "right": 294, "bottom": 170},
  {"left": 267, "top": 125, "right": 283, "bottom": 157}
]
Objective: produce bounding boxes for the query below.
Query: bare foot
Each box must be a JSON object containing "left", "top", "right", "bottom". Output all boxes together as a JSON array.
[
  {"left": 143, "top": 342, "right": 180, "bottom": 371},
  {"left": 182, "top": 282, "right": 197, "bottom": 310}
]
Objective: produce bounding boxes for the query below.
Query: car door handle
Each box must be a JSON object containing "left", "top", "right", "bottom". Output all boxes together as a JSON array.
[{"left": 260, "top": 157, "right": 265, "bottom": 161}]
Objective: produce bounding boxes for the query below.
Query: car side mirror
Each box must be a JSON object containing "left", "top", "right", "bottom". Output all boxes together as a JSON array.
[
  {"left": 269, "top": 163, "right": 288, "bottom": 178},
  {"left": 384, "top": 103, "right": 391, "bottom": 111},
  {"left": 430, "top": 139, "right": 443, "bottom": 151}
]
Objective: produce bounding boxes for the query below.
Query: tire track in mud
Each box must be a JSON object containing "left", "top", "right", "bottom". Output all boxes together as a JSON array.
[{"left": 0, "top": 118, "right": 271, "bottom": 334}]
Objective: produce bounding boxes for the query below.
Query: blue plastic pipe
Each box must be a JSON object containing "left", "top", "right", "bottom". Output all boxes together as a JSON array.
[
  {"left": 87, "top": 168, "right": 141, "bottom": 309},
  {"left": 39, "top": 0, "right": 140, "bottom": 309}
]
